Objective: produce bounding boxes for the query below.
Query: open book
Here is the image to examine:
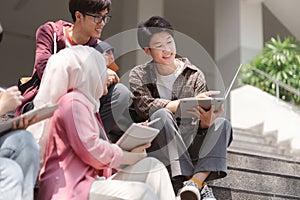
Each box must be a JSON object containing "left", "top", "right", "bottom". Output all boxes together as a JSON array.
[
  {"left": 179, "top": 64, "right": 243, "bottom": 118},
  {"left": 116, "top": 118, "right": 161, "bottom": 151},
  {"left": 0, "top": 104, "right": 58, "bottom": 135}
]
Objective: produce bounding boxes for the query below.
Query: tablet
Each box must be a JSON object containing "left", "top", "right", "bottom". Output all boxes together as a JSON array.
[
  {"left": 0, "top": 104, "right": 58, "bottom": 135},
  {"left": 116, "top": 118, "right": 161, "bottom": 151},
  {"left": 179, "top": 97, "right": 224, "bottom": 118}
]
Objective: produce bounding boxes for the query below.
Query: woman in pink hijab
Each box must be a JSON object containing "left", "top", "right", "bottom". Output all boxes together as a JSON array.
[{"left": 37, "top": 46, "right": 176, "bottom": 200}]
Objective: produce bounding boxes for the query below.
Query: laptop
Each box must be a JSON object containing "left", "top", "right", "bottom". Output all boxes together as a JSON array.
[{"left": 179, "top": 64, "right": 243, "bottom": 118}]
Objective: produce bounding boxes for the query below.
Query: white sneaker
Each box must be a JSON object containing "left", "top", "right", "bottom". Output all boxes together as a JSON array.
[
  {"left": 200, "top": 184, "right": 216, "bottom": 200},
  {"left": 178, "top": 180, "right": 200, "bottom": 200}
]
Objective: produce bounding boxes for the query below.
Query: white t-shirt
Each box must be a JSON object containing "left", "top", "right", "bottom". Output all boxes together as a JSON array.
[{"left": 155, "top": 60, "right": 184, "bottom": 100}]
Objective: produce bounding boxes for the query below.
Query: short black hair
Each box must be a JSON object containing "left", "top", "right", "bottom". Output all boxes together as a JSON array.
[
  {"left": 69, "top": 0, "right": 111, "bottom": 22},
  {"left": 137, "top": 16, "right": 174, "bottom": 49}
]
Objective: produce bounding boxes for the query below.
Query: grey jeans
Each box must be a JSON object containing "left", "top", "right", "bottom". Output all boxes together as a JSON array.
[
  {"left": 0, "top": 130, "right": 40, "bottom": 200},
  {"left": 100, "top": 83, "right": 132, "bottom": 142},
  {"left": 147, "top": 108, "right": 232, "bottom": 181}
]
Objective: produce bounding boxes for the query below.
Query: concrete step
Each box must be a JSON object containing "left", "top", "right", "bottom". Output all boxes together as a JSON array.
[
  {"left": 232, "top": 127, "right": 295, "bottom": 160},
  {"left": 228, "top": 147, "right": 294, "bottom": 161},
  {"left": 212, "top": 170, "right": 300, "bottom": 199},
  {"left": 233, "top": 130, "right": 265, "bottom": 144},
  {"left": 291, "top": 149, "right": 300, "bottom": 162},
  {"left": 210, "top": 151, "right": 300, "bottom": 199},
  {"left": 229, "top": 139, "right": 287, "bottom": 156},
  {"left": 211, "top": 185, "right": 300, "bottom": 200},
  {"left": 245, "top": 122, "right": 265, "bottom": 135},
  {"left": 233, "top": 130, "right": 273, "bottom": 145},
  {"left": 233, "top": 127, "right": 279, "bottom": 145},
  {"left": 227, "top": 151, "right": 300, "bottom": 178}
]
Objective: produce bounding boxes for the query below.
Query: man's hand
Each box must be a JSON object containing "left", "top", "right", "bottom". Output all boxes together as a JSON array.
[
  {"left": 106, "top": 68, "right": 120, "bottom": 87},
  {"left": 195, "top": 90, "right": 220, "bottom": 98},
  {"left": 165, "top": 100, "right": 180, "bottom": 113},
  {"left": 0, "top": 86, "right": 23, "bottom": 115},
  {"left": 189, "top": 104, "right": 223, "bottom": 128}
]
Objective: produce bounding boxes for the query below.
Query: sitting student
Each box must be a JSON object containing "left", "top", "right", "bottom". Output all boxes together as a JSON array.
[
  {"left": 37, "top": 45, "right": 176, "bottom": 200},
  {"left": 0, "top": 22, "right": 40, "bottom": 200},
  {"left": 16, "top": 0, "right": 131, "bottom": 141},
  {"left": 0, "top": 87, "right": 40, "bottom": 200},
  {"left": 129, "top": 16, "right": 233, "bottom": 200},
  {"left": 28, "top": 42, "right": 129, "bottom": 160}
]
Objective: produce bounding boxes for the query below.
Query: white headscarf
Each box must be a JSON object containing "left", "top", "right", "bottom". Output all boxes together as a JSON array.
[
  {"left": 35, "top": 45, "right": 107, "bottom": 111},
  {"left": 28, "top": 45, "right": 107, "bottom": 160}
]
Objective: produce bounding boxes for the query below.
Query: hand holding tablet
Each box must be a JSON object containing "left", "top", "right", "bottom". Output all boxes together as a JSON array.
[
  {"left": 117, "top": 118, "right": 161, "bottom": 151},
  {"left": 0, "top": 104, "right": 58, "bottom": 135},
  {"left": 179, "top": 64, "right": 243, "bottom": 118},
  {"left": 179, "top": 97, "right": 224, "bottom": 118}
]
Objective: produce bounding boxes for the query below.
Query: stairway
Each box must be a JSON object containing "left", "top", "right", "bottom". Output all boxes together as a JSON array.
[
  {"left": 229, "top": 123, "right": 296, "bottom": 160},
  {"left": 210, "top": 125, "right": 300, "bottom": 200}
]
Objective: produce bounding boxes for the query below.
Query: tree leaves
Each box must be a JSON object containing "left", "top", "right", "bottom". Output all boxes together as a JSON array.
[{"left": 239, "top": 36, "right": 300, "bottom": 105}]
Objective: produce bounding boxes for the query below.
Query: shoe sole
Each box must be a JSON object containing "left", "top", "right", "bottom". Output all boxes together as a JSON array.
[
  {"left": 180, "top": 190, "right": 199, "bottom": 200},
  {"left": 178, "top": 184, "right": 200, "bottom": 200}
]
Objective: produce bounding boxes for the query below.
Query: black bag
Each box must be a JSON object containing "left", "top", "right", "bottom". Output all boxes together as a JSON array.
[
  {"left": 18, "top": 73, "right": 40, "bottom": 95},
  {"left": 15, "top": 73, "right": 40, "bottom": 116}
]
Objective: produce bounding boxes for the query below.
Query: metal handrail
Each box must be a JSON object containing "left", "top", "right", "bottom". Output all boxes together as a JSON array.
[{"left": 250, "top": 67, "right": 300, "bottom": 99}]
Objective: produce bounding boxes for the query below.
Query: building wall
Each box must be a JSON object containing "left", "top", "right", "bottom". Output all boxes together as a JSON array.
[
  {"left": 0, "top": 0, "right": 70, "bottom": 86},
  {"left": 164, "top": 0, "right": 215, "bottom": 59},
  {"left": 0, "top": 0, "right": 297, "bottom": 88},
  {"left": 262, "top": 4, "right": 294, "bottom": 42}
]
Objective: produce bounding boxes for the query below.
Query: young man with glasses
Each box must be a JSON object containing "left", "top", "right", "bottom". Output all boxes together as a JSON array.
[{"left": 17, "top": 0, "right": 131, "bottom": 145}]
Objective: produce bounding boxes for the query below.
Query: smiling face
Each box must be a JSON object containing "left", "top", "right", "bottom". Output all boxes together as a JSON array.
[
  {"left": 75, "top": 8, "right": 109, "bottom": 40},
  {"left": 145, "top": 31, "right": 177, "bottom": 68}
]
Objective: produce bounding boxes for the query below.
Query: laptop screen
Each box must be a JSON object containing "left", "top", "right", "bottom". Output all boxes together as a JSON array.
[{"left": 224, "top": 64, "right": 243, "bottom": 99}]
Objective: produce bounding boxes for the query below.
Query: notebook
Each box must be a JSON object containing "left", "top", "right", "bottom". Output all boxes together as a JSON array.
[
  {"left": 179, "top": 64, "right": 243, "bottom": 118},
  {"left": 116, "top": 118, "right": 161, "bottom": 151},
  {"left": 0, "top": 104, "right": 58, "bottom": 135}
]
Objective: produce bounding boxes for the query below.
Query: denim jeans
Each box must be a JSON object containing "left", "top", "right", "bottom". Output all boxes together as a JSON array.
[
  {"left": 0, "top": 157, "right": 23, "bottom": 200},
  {"left": 0, "top": 130, "right": 40, "bottom": 200}
]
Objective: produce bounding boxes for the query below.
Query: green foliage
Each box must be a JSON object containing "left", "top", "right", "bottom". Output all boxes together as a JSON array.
[{"left": 239, "top": 36, "right": 300, "bottom": 105}]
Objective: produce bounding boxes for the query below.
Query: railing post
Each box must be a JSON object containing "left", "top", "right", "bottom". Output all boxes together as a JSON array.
[{"left": 276, "top": 81, "right": 279, "bottom": 101}]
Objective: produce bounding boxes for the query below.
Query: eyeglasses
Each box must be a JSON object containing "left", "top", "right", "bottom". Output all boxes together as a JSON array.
[{"left": 84, "top": 13, "right": 111, "bottom": 24}]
